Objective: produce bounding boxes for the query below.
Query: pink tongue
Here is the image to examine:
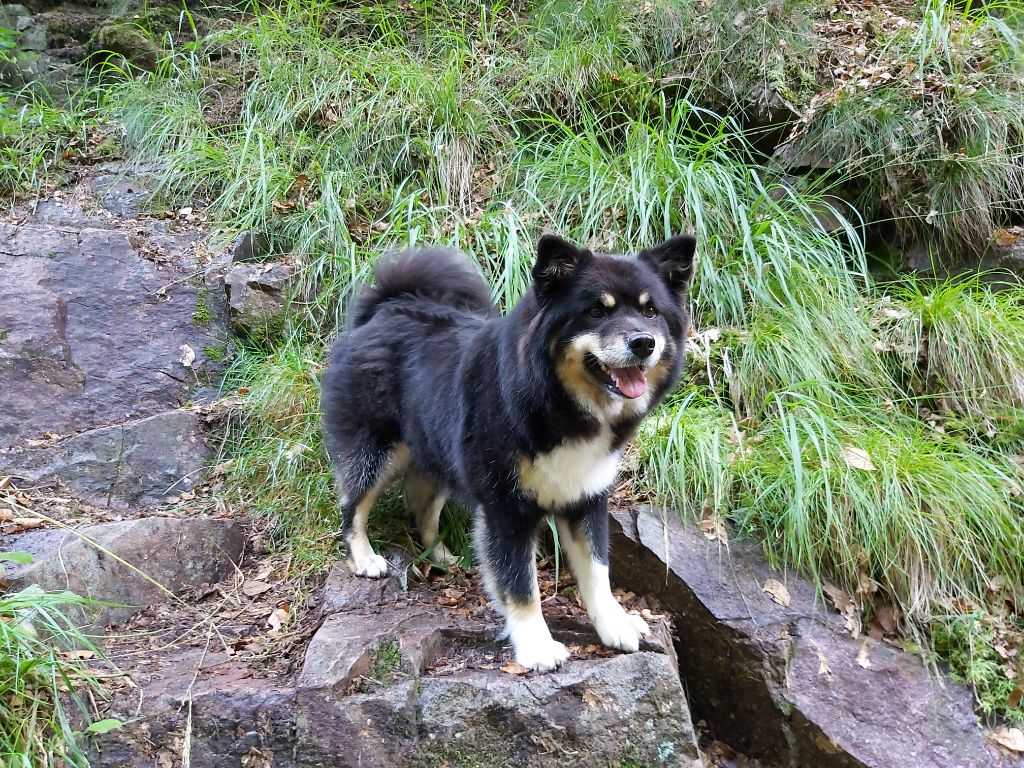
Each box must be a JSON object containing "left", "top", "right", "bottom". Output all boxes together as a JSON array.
[{"left": 610, "top": 367, "right": 648, "bottom": 399}]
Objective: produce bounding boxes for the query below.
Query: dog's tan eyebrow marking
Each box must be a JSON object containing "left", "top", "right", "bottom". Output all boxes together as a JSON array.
[
  {"left": 600, "top": 293, "right": 616, "bottom": 308},
  {"left": 638, "top": 292, "right": 650, "bottom": 306}
]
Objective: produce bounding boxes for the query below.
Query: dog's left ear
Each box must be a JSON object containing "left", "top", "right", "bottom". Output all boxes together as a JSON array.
[
  {"left": 640, "top": 234, "right": 697, "bottom": 295},
  {"left": 533, "top": 234, "right": 592, "bottom": 298}
]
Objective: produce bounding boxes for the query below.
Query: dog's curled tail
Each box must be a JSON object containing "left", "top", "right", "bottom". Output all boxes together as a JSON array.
[{"left": 348, "top": 247, "right": 496, "bottom": 328}]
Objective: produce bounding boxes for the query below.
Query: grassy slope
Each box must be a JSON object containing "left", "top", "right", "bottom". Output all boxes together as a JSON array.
[{"left": 6, "top": 0, "right": 1024, "bottom": 724}]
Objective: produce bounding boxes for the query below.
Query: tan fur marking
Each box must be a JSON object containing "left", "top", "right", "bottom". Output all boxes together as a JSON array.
[
  {"left": 638, "top": 292, "right": 649, "bottom": 306},
  {"left": 600, "top": 293, "right": 616, "bottom": 308}
]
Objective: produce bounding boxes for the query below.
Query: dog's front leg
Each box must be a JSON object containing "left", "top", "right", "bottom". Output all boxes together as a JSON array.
[
  {"left": 557, "top": 496, "right": 650, "bottom": 652},
  {"left": 473, "top": 507, "right": 569, "bottom": 672}
]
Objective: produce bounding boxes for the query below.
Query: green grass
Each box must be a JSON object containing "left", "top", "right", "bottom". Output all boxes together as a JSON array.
[
  {"left": 783, "top": 0, "right": 1024, "bottom": 262},
  {"left": 0, "top": 81, "right": 112, "bottom": 197},
  {"left": 0, "top": 582, "right": 121, "bottom": 767}
]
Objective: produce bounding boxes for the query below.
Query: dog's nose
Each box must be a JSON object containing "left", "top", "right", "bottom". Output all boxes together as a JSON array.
[{"left": 627, "top": 333, "right": 656, "bottom": 358}]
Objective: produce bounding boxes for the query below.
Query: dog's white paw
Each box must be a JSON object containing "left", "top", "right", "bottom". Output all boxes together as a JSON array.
[
  {"left": 594, "top": 603, "right": 650, "bottom": 652},
  {"left": 428, "top": 542, "right": 460, "bottom": 568},
  {"left": 349, "top": 552, "right": 388, "bottom": 578},
  {"left": 514, "top": 636, "right": 571, "bottom": 672}
]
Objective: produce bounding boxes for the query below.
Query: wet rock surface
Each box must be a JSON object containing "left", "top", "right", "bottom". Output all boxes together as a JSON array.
[
  {"left": 609, "top": 505, "right": 1017, "bottom": 768},
  {"left": 91, "top": 562, "right": 702, "bottom": 768}
]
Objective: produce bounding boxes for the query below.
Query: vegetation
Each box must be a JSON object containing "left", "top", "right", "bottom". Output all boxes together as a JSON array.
[
  {"left": 0, "top": 574, "right": 121, "bottom": 767},
  {"left": 3, "top": 0, "right": 1023, "bottom": 726}
]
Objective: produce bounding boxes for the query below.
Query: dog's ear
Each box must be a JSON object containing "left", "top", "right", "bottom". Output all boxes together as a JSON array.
[
  {"left": 640, "top": 234, "right": 696, "bottom": 295},
  {"left": 533, "top": 235, "right": 591, "bottom": 298}
]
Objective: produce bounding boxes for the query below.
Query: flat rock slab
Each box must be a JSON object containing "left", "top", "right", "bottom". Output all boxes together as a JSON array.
[
  {"left": 2, "top": 516, "right": 245, "bottom": 627},
  {"left": 0, "top": 409, "right": 210, "bottom": 506},
  {"left": 0, "top": 219, "right": 218, "bottom": 447},
  {"left": 93, "top": 564, "right": 702, "bottom": 768},
  {"left": 609, "top": 506, "right": 1017, "bottom": 768}
]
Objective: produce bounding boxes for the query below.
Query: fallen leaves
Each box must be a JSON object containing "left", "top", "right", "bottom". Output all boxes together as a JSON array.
[
  {"left": 993, "top": 227, "right": 1022, "bottom": 248},
  {"left": 988, "top": 726, "right": 1024, "bottom": 753},
  {"left": 824, "top": 581, "right": 861, "bottom": 638},
  {"left": 856, "top": 638, "right": 873, "bottom": 669},
  {"left": 499, "top": 661, "right": 530, "bottom": 676},
  {"left": 265, "top": 602, "right": 291, "bottom": 634},
  {"left": 698, "top": 515, "right": 729, "bottom": 544},
  {"left": 178, "top": 344, "right": 196, "bottom": 369},
  {"left": 762, "top": 579, "right": 791, "bottom": 607},
  {"left": 241, "top": 579, "right": 274, "bottom": 598},
  {"left": 842, "top": 445, "right": 876, "bottom": 472}
]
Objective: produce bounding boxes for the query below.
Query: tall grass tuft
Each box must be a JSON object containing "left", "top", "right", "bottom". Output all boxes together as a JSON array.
[{"left": 0, "top": 584, "right": 120, "bottom": 767}]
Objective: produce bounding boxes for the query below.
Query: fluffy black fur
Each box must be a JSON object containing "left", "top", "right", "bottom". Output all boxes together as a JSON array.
[{"left": 322, "top": 234, "right": 696, "bottom": 668}]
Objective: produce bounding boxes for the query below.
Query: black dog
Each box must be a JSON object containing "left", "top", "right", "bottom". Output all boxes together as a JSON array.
[{"left": 321, "top": 234, "right": 695, "bottom": 670}]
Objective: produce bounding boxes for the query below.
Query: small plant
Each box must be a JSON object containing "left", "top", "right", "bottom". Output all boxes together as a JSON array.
[
  {"left": 369, "top": 636, "right": 402, "bottom": 684},
  {"left": 0, "top": 576, "right": 121, "bottom": 767},
  {"left": 932, "top": 609, "right": 1024, "bottom": 724},
  {"left": 192, "top": 290, "right": 212, "bottom": 325}
]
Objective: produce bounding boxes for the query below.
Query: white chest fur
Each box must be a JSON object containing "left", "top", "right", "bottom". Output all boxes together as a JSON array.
[{"left": 518, "top": 429, "right": 620, "bottom": 510}]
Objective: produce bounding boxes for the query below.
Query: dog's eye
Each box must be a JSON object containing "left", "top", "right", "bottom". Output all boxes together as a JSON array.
[
  {"left": 587, "top": 306, "right": 608, "bottom": 319},
  {"left": 642, "top": 305, "right": 658, "bottom": 319}
]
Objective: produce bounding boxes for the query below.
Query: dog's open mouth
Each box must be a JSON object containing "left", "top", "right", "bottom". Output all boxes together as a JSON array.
[{"left": 585, "top": 354, "right": 648, "bottom": 399}]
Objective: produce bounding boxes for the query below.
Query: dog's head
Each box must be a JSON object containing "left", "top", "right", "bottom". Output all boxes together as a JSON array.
[{"left": 532, "top": 233, "right": 696, "bottom": 419}]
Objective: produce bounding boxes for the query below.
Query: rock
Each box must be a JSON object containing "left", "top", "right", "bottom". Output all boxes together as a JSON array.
[
  {"left": 984, "top": 228, "right": 1024, "bottom": 279},
  {"left": 91, "top": 172, "right": 156, "bottom": 218},
  {"left": 230, "top": 230, "right": 274, "bottom": 263},
  {"left": 2, "top": 516, "right": 246, "bottom": 627},
  {"left": 92, "top": 564, "right": 702, "bottom": 767},
  {"left": 0, "top": 221, "right": 219, "bottom": 447},
  {"left": 90, "top": 19, "right": 162, "bottom": 70},
  {"left": 223, "top": 261, "right": 295, "bottom": 341},
  {"left": 0, "top": 409, "right": 210, "bottom": 507},
  {"left": 609, "top": 506, "right": 1012, "bottom": 768}
]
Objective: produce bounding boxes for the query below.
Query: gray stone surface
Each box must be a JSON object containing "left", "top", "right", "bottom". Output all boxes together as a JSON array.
[
  {"left": 609, "top": 506, "right": 1015, "bottom": 768},
  {"left": 0, "top": 409, "right": 210, "bottom": 506},
  {"left": 223, "top": 261, "right": 295, "bottom": 339},
  {"left": 92, "top": 564, "right": 702, "bottom": 768},
  {"left": 0, "top": 221, "right": 218, "bottom": 447},
  {"left": 2, "top": 516, "right": 246, "bottom": 627}
]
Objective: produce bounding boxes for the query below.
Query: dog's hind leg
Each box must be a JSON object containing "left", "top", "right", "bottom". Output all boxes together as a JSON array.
[
  {"left": 556, "top": 496, "right": 649, "bottom": 652},
  {"left": 473, "top": 506, "right": 569, "bottom": 672},
  {"left": 337, "top": 443, "right": 409, "bottom": 578},
  {"left": 404, "top": 470, "right": 458, "bottom": 567}
]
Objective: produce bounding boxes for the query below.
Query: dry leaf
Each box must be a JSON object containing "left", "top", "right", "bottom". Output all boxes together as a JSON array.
[
  {"left": 242, "top": 580, "right": 274, "bottom": 598},
  {"left": 988, "top": 726, "right": 1024, "bottom": 753},
  {"left": 813, "top": 643, "right": 832, "bottom": 683},
  {"left": 993, "top": 228, "right": 1021, "bottom": 247},
  {"left": 762, "top": 578, "right": 791, "bottom": 607},
  {"left": 1009, "top": 686, "right": 1024, "bottom": 709},
  {"left": 178, "top": 344, "right": 196, "bottom": 368},
  {"left": 842, "top": 445, "right": 876, "bottom": 471},
  {"left": 697, "top": 516, "right": 729, "bottom": 543},
  {"left": 500, "top": 661, "right": 530, "bottom": 676},
  {"left": 856, "top": 638, "right": 873, "bottom": 669},
  {"left": 265, "top": 604, "right": 290, "bottom": 633},
  {"left": 5, "top": 517, "right": 44, "bottom": 533},
  {"left": 823, "top": 581, "right": 861, "bottom": 638}
]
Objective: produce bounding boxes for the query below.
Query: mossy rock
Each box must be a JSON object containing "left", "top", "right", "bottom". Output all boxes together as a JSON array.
[
  {"left": 89, "top": 7, "right": 182, "bottom": 69},
  {"left": 91, "top": 20, "right": 161, "bottom": 68}
]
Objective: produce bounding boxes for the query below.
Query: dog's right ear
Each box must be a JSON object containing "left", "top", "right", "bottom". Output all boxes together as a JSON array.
[{"left": 533, "top": 235, "right": 591, "bottom": 299}]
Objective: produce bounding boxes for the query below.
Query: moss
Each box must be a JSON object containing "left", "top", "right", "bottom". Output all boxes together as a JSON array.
[
  {"left": 203, "top": 345, "right": 226, "bottom": 362},
  {"left": 192, "top": 291, "right": 212, "bottom": 326},
  {"left": 91, "top": 21, "right": 162, "bottom": 69},
  {"left": 369, "top": 636, "right": 401, "bottom": 685}
]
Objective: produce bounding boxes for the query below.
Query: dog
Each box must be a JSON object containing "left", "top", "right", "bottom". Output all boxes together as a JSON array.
[{"left": 321, "top": 233, "right": 696, "bottom": 671}]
